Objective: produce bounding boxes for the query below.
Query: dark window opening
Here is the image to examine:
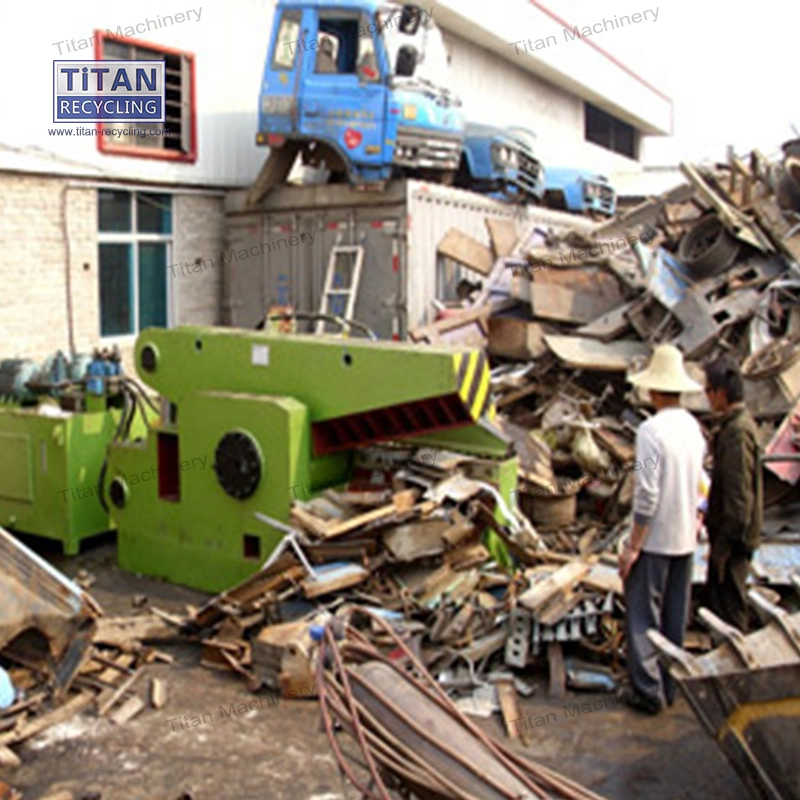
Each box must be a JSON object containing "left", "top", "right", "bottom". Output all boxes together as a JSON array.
[
  {"left": 157, "top": 433, "right": 181, "bottom": 502},
  {"left": 98, "top": 190, "right": 172, "bottom": 337},
  {"left": 96, "top": 31, "right": 195, "bottom": 160},
  {"left": 315, "top": 14, "right": 377, "bottom": 78},
  {"left": 243, "top": 534, "right": 262, "bottom": 560},
  {"left": 585, "top": 103, "right": 638, "bottom": 160}
]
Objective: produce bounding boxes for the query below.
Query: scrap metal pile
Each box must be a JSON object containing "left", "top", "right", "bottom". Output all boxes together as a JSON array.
[
  {"left": 316, "top": 608, "right": 607, "bottom": 800},
  {"left": 424, "top": 146, "right": 800, "bottom": 577},
  {"left": 0, "top": 526, "right": 179, "bottom": 771}
]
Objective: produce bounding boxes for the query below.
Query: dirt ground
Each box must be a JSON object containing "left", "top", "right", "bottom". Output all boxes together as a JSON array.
[{"left": 1, "top": 538, "right": 747, "bottom": 800}]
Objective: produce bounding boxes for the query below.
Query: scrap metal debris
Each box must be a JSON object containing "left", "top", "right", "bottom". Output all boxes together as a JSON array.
[
  {"left": 0, "top": 525, "right": 180, "bottom": 768},
  {"left": 316, "top": 607, "right": 608, "bottom": 800},
  {"left": 649, "top": 585, "right": 800, "bottom": 800}
]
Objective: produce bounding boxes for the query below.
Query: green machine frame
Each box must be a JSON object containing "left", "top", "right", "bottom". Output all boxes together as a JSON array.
[
  {"left": 0, "top": 396, "right": 125, "bottom": 554},
  {"left": 107, "top": 326, "right": 517, "bottom": 592}
]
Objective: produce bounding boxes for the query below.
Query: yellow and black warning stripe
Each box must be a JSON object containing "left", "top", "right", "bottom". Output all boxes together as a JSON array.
[{"left": 454, "top": 350, "right": 494, "bottom": 421}]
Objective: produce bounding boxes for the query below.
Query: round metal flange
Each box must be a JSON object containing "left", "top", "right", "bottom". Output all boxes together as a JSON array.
[
  {"left": 677, "top": 214, "right": 741, "bottom": 277},
  {"left": 213, "top": 431, "right": 262, "bottom": 499},
  {"left": 140, "top": 344, "right": 158, "bottom": 373}
]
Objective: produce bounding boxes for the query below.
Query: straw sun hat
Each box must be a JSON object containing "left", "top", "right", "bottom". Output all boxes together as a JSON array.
[{"left": 628, "top": 344, "right": 702, "bottom": 394}]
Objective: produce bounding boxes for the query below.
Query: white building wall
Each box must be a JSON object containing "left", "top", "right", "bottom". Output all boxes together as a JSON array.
[
  {"left": 0, "top": 173, "right": 225, "bottom": 363},
  {"left": 443, "top": 30, "right": 643, "bottom": 176},
  {"left": 0, "top": 0, "right": 271, "bottom": 186},
  {"left": 0, "top": 0, "right": 669, "bottom": 188}
]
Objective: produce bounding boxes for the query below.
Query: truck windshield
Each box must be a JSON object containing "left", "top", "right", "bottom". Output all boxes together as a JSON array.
[{"left": 378, "top": 6, "right": 450, "bottom": 88}]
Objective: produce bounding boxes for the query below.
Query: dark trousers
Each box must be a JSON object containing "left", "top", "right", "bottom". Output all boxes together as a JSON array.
[
  {"left": 624, "top": 551, "right": 693, "bottom": 707},
  {"left": 705, "top": 546, "right": 751, "bottom": 632}
]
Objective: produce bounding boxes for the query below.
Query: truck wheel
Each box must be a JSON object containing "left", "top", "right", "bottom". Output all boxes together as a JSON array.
[
  {"left": 677, "top": 214, "right": 741, "bottom": 277},
  {"left": 247, "top": 142, "right": 301, "bottom": 207}
]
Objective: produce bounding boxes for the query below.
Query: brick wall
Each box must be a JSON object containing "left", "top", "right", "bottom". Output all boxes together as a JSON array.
[{"left": 0, "top": 172, "right": 226, "bottom": 376}]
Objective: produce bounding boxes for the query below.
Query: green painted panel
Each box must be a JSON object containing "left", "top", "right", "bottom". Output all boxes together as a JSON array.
[{"left": 0, "top": 432, "right": 33, "bottom": 501}]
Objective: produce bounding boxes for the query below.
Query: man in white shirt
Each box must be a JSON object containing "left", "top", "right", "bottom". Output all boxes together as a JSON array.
[{"left": 618, "top": 344, "right": 705, "bottom": 714}]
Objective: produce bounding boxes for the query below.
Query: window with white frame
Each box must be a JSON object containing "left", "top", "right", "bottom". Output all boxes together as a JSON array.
[{"left": 98, "top": 190, "right": 172, "bottom": 337}]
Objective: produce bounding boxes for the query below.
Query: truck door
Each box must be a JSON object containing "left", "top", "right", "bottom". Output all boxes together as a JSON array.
[
  {"left": 259, "top": 7, "right": 305, "bottom": 137},
  {"left": 299, "top": 10, "right": 387, "bottom": 174}
]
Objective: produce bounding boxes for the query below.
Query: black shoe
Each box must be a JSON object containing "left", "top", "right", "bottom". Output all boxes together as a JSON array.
[{"left": 619, "top": 688, "right": 663, "bottom": 716}]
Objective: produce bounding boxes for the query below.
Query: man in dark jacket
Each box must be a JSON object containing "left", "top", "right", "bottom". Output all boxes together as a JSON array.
[{"left": 703, "top": 356, "right": 762, "bottom": 631}]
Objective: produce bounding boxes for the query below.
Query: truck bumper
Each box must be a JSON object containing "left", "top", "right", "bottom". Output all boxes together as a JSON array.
[{"left": 393, "top": 127, "right": 462, "bottom": 171}]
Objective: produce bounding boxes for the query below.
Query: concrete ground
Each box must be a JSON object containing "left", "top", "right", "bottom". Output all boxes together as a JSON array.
[{"left": 1, "top": 539, "right": 747, "bottom": 800}]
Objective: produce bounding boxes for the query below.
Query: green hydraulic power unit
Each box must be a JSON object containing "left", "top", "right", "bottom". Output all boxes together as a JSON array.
[
  {"left": 0, "top": 349, "right": 151, "bottom": 554},
  {"left": 106, "top": 326, "right": 518, "bottom": 592}
]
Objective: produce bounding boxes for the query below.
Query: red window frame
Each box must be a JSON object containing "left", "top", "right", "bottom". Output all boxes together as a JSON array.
[{"left": 93, "top": 29, "right": 198, "bottom": 163}]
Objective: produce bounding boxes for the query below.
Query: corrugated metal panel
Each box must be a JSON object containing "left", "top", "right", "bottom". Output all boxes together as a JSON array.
[
  {"left": 405, "top": 179, "right": 594, "bottom": 328},
  {"left": 225, "top": 180, "right": 598, "bottom": 338}
]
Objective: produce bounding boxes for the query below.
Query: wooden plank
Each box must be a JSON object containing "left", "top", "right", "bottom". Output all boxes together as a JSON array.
[
  {"left": 519, "top": 561, "right": 591, "bottom": 615},
  {"left": 289, "top": 506, "right": 332, "bottom": 539},
  {"left": 531, "top": 284, "right": 621, "bottom": 325},
  {"left": 309, "top": 491, "right": 418, "bottom": 540},
  {"left": 495, "top": 381, "right": 544, "bottom": 409},
  {"left": 97, "top": 669, "right": 144, "bottom": 716},
  {"left": 547, "top": 643, "right": 567, "bottom": 699},
  {"left": 495, "top": 678, "right": 524, "bottom": 741},
  {"left": 487, "top": 316, "right": 547, "bottom": 360},
  {"left": 437, "top": 228, "right": 494, "bottom": 276},
  {"left": 679, "top": 163, "right": 772, "bottom": 252},
  {"left": 301, "top": 563, "right": 370, "bottom": 599},
  {"left": 543, "top": 335, "right": 650, "bottom": 371},
  {"left": 109, "top": 696, "right": 145, "bottom": 726},
  {"left": 150, "top": 678, "right": 167, "bottom": 710},
  {"left": 94, "top": 615, "right": 178, "bottom": 648},
  {"left": 93, "top": 653, "right": 136, "bottom": 684},
  {"left": 409, "top": 306, "right": 490, "bottom": 347},
  {"left": 486, "top": 218, "right": 519, "bottom": 258},
  {"left": 0, "top": 745, "right": 21, "bottom": 768},
  {"left": 752, "top": 195, "right": 800, "bottom": 263},
  {"left": 0, "top": 692, "right": 94, "bottom": 746}
]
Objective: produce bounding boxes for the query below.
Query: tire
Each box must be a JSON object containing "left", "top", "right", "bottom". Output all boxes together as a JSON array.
[{"left": 677, "top": 214, "right": 741, "bottom": 277}]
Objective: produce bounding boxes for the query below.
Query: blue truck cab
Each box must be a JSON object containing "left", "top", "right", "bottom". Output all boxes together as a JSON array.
[
  {"left": 254, "top": 1, "right": 464, "bottom": 197},
  {"left": 543, "top": 167, "right": 617, "bottom": 217},
  {"left": 455, "top": 123, "right": 544, "bottom": 204}
]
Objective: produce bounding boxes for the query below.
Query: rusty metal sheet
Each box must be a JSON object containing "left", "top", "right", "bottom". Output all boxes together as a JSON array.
[
  {"left": 352, "top": 661, "right": 534, "bottom": 800},
  {"left": 543, "top": 335, "right": 650, "bottom": 371},
  {"left": 0, "top": 525, "right": 95, "bottom": 691}
]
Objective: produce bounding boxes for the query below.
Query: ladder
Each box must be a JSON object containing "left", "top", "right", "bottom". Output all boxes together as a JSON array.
[{"left": 316, "top": 245, "right": 365, "bottom": 334}]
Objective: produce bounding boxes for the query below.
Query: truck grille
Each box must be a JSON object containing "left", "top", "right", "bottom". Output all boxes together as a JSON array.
[
  {"left": 517, "top": 151, "right": 542, "bottom": 194},
  {"left": 584, "top": 182, "right": 616, "bottom": 215},
  {"left": 395, "top": 129, "right": 462, "bottom": 171},
  {"left": 599, "top": 184, "right": 615, "bottom": 213}
]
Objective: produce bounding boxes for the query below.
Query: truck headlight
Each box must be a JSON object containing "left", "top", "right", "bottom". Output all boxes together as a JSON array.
[{"left": 585, "top": 183, "right": 599, "bottom": 199}]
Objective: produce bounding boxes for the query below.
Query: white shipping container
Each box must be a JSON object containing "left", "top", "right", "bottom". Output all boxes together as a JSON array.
[{"left": 223, "top": 180, "right": 593, "bottom": 339}]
